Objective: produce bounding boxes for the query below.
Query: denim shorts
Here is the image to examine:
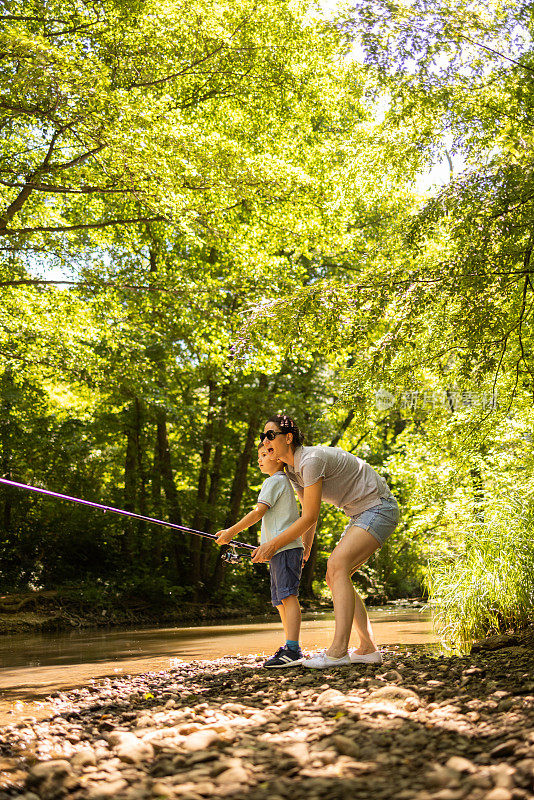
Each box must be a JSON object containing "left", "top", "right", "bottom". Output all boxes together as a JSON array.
[
  {"left": 341, "top": 496, "right": 400, "bottom": 546},
  {"left": 269, "top": 547, "right": 304, "bottom": 606}
]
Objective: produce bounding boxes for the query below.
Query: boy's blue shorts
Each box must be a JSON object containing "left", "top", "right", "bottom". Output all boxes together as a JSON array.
[{"left": 269, "top": 547, "right": 304, "bottom": 606}]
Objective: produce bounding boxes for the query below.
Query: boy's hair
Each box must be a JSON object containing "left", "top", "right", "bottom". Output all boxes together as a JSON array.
[{"left": 266, "top": 413, "right": 305, "bottom": 447}]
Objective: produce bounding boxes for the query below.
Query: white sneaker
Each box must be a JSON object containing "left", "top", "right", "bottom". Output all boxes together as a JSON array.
[
  {"left": 302, "top": 651, "right": 351, "bottom": 669},
  {"left": 349, "top": 649, "right": 383, "bottom": 664}
]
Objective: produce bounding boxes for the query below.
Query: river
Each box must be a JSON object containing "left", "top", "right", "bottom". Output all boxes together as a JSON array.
[{"left": 0, "top": 605, "right": 438, "bottom": 714}]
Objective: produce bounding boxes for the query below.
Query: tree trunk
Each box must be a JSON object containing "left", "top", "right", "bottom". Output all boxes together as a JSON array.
[
  {"left": 123, "top": 401, "right": 139, "bottom": 561},
  {"left": 0, "top": 367, "right": 13, "bottom": 531},
  {"left": 200, "top": 387, "right": 229, "bottom": 585},
  {"left": 145, "top": 248, "right": 185, "bottom": 576},
  {"left": 151, "top": 420, "right": 164, "bottom": 567},
  {"left": 154, "top": 406, "right": 187, "bottom": 578},
  {"left": 151, "top": 424, "right": 163, "bottom": 521},
  {"left": 225, "top": 376, "right": 267, "bottom": 528},
  {"left": 156, "top": 408, "right": 182, "bottom": 525},
  {"left": 190, "top": 380, "right": 217, "bottom": 591},
  {"left": 210, "top": 378, "right": 268, "bottom": 594},
  {"left": 135, "top": 397, "right": 147, "bottom": 527},
  {"left": 329, "top": 409, "right": 355, "bottom": 448}
]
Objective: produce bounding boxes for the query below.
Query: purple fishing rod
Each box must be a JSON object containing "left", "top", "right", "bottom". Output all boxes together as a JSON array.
[{"left": 0, "top": 477, "right": 255, "bottom": 556}]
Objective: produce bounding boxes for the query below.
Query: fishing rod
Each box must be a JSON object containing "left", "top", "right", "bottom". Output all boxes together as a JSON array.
[{"left": 0, "top": 477, "right": 255, "bottom": 565}]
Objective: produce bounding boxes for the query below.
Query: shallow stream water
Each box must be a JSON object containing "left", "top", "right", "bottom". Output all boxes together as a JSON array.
[{"left": 0, "top": 605, "right": 438, "bottom": 711}]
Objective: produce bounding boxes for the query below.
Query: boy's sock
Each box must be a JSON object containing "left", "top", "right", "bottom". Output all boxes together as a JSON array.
[{"left": 286, "top": 640, "right": 299, "bottom": 652}]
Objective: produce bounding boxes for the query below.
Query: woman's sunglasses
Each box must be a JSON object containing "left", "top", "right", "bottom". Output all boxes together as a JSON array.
[{"left": 259, "top": 430, "right": 285, "bottom": 443}]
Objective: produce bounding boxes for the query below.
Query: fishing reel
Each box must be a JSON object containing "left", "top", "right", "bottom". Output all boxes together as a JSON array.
[{"left": 222, "top": 546, "right": 243, "bottom": 565}]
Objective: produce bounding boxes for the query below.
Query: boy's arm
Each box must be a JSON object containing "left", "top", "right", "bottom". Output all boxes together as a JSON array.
[{"left": 215, "top": 503, "right": 268, "bottom": 545}]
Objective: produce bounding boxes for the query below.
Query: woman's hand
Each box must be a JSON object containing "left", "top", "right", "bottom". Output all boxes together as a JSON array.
[
  {"left": 251, "top": 542, "right": 277, "bottom": 563},
  {"left": 303, "top": 544, "right": 312, "bottom": 563},
  {"left": 215, "top": 529, "right": 234, "bottom": 546}
]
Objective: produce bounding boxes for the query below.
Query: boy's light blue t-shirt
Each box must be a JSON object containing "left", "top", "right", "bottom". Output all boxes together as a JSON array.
[{"left": 258, "top": 471, "right": 303, "bottom": 553}]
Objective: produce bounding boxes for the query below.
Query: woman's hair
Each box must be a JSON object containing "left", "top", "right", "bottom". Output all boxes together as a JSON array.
[{"left": 267, "top": 414, "right": 305, "bottom": 447}]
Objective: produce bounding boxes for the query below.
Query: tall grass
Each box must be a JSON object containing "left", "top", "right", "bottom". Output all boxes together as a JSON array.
[{"left": 427, "top": 490, "right": 534, "bottom": 649}]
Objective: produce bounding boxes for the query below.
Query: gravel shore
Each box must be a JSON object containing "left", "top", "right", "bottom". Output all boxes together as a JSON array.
[{"left": 1, "top": 628, "right": 533, "bottom": 800}]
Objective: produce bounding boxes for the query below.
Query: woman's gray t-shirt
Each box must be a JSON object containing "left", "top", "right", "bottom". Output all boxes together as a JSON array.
[{"left": 284, "top": 445, "right": 394, "bottom": 518}]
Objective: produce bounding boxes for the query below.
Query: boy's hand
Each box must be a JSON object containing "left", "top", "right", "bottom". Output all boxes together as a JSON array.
[
  {"left": 215, "top": 529, "right": 234, "bottom": 546},
  {"left": 303, "top": 545, "right": 312, "bottom": 563},
  {"left": 251, "top": 542, "right": 277, "bottom": 563}
]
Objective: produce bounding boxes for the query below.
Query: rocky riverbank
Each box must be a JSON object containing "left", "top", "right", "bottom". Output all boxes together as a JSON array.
[{"left": 1, "top": 627, "right": 532, "bottom": 800}]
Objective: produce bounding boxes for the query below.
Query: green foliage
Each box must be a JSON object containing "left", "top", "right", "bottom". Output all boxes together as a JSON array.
[
  {"left": 0, "top": 0, "right": 352, "bottom": 257},
  {"left": 427, "top": 488, "right": 534, "bottom": 649}
]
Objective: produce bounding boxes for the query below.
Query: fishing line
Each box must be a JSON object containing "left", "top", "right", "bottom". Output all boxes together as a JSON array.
[{"left": 0, "top": 477, "right": 254, "bottom": 563}]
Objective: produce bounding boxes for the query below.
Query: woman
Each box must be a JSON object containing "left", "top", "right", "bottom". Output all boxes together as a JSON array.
[{"left": 251, "top": 413, "right": 399, "bottom": 668}]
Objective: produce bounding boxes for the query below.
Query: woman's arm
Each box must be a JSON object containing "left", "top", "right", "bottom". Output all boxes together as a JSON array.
[
  {"left": 215, "top": 503, "right": 268, "bottom": 545},
  {"left": 302, "top": 521, "right": 317, "bottom": 562},
  {"left": 251, "top": 480, "right": 322, "bottom": 562}
]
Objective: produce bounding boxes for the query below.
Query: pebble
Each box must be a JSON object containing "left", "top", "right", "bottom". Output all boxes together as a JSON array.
[
  {"left": 366, "top": 684, "right": 420, "bottom": 706},
  {"left": 182, "top": 730, "right": 221, "bottom": 751},
  {"left": 314, "top": 688, "right": 345, "bottom": 705},
  {"left": 27, "top": 759, "right": 73, "bottom": 783},
  {"left": 71, "top": 748, "right": 97, "bottom": 768},
  {"left": 490, "top": 764, "right": 516, "bottom": 789},
  {"left": 214, "top": 765, "right": 249, "bottom": 784},
  {"left": 382, "top": 669, "right": 404, "bottom": 682},
  {"left": 404, "top": 695, "right": 420, "bottom": 712},
  {"left": 283, "top": 742, "right": 309, "bottom": 765},
  {"left": 484, "top": 789, "right": 513, "bottom": 800},
  {"left": 86, "top": 778, "right": 128, "bottom": 799},
  {"left": 332, "top": 734, "right": 361, "bottom": 759},
  {"left": 426, "top": 763, "right": 461, "bottom": 788},
  {"left": 107, "top": 731, "right": 154, "bottom": 763},
  {"left": 490, "top": 740, "right": 521, "bottom": 759},
  {"left": 446, "top": 756, "right": 477, "bottom": 773},
  {"left": 431, "top": 790, "right": 463, "bottom": 800}
]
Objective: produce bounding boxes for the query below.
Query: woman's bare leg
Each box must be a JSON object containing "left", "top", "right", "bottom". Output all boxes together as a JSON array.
[
  {"left": 350, "top": 585, "right": 378, "bottom": 654},
  {"left": 324, "top": 526, "right": 380, "bottom": 659},
  {"left": 347, "top": 564, "right": 377, "bottom": 654}
]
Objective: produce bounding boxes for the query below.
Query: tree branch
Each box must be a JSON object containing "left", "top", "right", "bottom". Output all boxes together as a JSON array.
[
  {"left": 0, "top": 129, "right": 62, "bottom": 228},
  {"left": 51, "top": 144, "right": 106, "bottom": 172},
  {"left": 458, "top": 32, "right": 534, "bottom": 76},
  {"left": 0, "top": 278, "right": 186, "bottom": 295},
  {"left": 0, "top": 216, "right": 165, "bottom": 235},
  {"left": 0, "top": 131, "right": 106, "bottom": 228},
  {"left": 0, "top": 181, "right": 128, "bottom": 195}
]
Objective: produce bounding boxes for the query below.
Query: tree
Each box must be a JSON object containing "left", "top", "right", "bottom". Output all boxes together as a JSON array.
[{"left": 0, "top": 0, "right": 346, "bottom": 254}]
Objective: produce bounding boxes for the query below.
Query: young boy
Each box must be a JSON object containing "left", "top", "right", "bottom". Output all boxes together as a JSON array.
[{"left": 215, "top": 443, "right": 305, "bottom": 667}]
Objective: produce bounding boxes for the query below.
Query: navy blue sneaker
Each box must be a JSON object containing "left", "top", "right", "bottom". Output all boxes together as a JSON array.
[{"left": 263, "top": 645, "right": 304, "bottom": 668}]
